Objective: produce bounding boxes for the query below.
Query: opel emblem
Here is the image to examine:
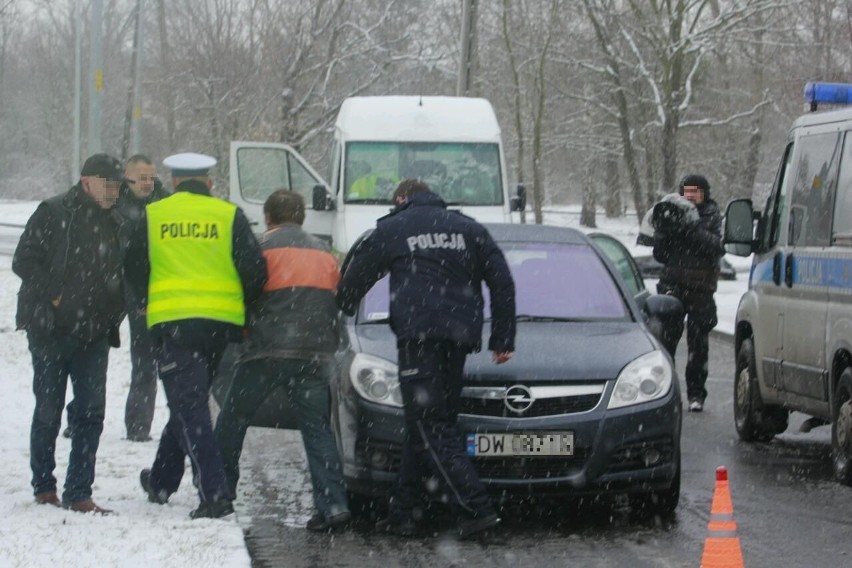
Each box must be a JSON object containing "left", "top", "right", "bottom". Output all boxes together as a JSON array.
[{"left": 504, "top": 385, "right": 534, "bottom": 413}]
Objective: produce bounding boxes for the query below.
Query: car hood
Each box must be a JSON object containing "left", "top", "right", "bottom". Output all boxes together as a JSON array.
[{"left": 348, "top": 321, "right": 657, "bottom": 382}]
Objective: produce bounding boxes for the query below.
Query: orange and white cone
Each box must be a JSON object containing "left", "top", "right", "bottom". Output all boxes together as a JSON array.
[{"left": 700, "top": 466, "right": 745, "bottom": 568}]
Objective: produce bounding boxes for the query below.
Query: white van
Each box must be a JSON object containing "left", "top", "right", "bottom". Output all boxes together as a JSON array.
[
  {"left": 228, "top": 96, "right": 526, "bottom": 252},
  {"left": 724, "top": 81, "right": 852, "bottom": 485}
]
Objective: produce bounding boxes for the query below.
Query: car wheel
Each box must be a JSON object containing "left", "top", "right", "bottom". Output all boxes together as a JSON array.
[
  {"left": 734, "top": 338, "right": 787, "bottom": 442},
  {"left": 630, "top": 454, "right": 680, "bottom": 517},
  {"left": 831, "top": 369, "right": 852, "bottom": 486}
]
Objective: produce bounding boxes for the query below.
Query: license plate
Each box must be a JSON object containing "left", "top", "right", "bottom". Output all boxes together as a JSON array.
[{"left": 466, "top": 432, "right": 574, "bottom": 457}]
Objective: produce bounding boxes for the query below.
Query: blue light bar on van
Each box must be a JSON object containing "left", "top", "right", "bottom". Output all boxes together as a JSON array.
[{"left": 804, "top": 82, "right": 852, "bottom": 110}]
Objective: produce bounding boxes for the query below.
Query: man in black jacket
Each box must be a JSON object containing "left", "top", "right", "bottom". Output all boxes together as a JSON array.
[
  {"left": 653, "top": 174, "right": 724, "bottom": 412},
  {"left": 115, "top": 154, "right": 170, "bottom": 442},
  {"left": 14, "top": 153, "right": 126, "bottom": 514},
  {"left": 338, "top": 179, "right": 516, "bottom": 539}
]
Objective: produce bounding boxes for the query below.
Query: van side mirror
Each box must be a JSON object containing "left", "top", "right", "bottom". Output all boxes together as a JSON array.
[
  {"left": 724, "top": 198, "right": 755, "bottom": 256},
  {"left": 312, "top": 185, "right": 335, "bottom": 211},
  {"left": 510, "top": 183, "right": 527, "bottom": 212}
]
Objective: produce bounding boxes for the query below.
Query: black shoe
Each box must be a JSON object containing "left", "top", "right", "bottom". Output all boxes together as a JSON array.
[
  {"left": 127, "top": 432, "right": 152, "bottom": 442},
  {"left": 306, "top": 511, "right": 352, "bottom": 533},
  {"left": 62, "top": 426, "right": 72, "bottom": 439},
  {"left": 139, "top": 469, "right": 169, "bottom": 504},
  {"left": 189, "top": 500, "right": 234, "bottom": 520},
  {"left": 457, "top": 512, "right": 500, "bottom": 540},
  {"left": 688, "top": 399, "right": 704, "bottom": 412},
  {"left": 375, "top": 515, "right": 418, "bottom": 537}
]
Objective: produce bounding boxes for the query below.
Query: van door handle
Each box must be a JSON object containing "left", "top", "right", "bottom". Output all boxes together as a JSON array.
[
  {"left": 784, "top": 253, "right": 794, "bottom": 288},
  {"left": 773, "top": 251, "right": 783, "bottom": 285}
]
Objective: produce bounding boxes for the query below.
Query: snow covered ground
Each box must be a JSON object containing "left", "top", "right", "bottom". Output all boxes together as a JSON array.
[{"left": 0, "top": 201, "right": 750, "bottom": 568}]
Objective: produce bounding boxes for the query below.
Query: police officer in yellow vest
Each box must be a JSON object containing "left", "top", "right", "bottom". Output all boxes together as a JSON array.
[{"left": 124, "top": 152, "right": 267, "bottom": 519}]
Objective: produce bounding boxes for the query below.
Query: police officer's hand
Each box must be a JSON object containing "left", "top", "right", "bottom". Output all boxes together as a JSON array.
[{"left": 492, "top": 351, "right": 513, "bottom": 364}]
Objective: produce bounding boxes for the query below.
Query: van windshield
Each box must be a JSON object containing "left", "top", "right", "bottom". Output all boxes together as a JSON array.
[{"left": 344, "top": 142, "right": 503, "bottom": 206}]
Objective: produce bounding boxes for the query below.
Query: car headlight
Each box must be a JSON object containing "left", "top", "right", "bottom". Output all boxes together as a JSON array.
[
  {"left": 607, "top": 350, "right": 673, "bottom": 409},
  {"left": 349, "top": 353, "right": 403, "bottom": 407}
]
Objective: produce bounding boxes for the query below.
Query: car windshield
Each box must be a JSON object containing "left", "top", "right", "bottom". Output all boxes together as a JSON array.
[
  {"left": 344, "top": 142, "right": 503, "bottom": 205},
  {"left": 358, "top": 242, "right": 630, "bottom": 322}
]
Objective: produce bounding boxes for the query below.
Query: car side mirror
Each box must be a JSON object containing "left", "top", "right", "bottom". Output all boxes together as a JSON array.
[
  {"left": 642, "top": 294, "right": 684, "bottom": 359},
  {"left": 312, "top": 185, "right": 335, "bottom": 211},
  {"left": 510, "top": 183, "right": 526, "bottom": 212},
  {"left": 724, "top": 198, "right": 755, "bottom": 256}
]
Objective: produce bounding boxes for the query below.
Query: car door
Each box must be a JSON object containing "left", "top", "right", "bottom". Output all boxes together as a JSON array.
[
  {"left": 229, "top": 142, "right": 334, "bottom": 241},
  {"left": 588, "top": 233, "right": 649, "bottom": 308}
]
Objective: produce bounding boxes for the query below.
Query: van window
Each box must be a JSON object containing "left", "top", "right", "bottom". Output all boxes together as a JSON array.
[
  {"left": 788, "top": 132, "right": 840, "bottom": 247},
  {"left": 833, "top": 131, "right": 852, "bottom": 241},
  {"left": 344, "top": 142, "right": 503, "bottom": 206},
  {"left": 236, "top": 147, "right": 320, "bottom": 207},
  {"left": 760, "top": 143, "right": 794, "bottom": 251}
]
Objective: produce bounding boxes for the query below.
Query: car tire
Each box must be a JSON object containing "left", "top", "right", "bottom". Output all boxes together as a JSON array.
[
  {"left": 734, "top": 338, "right": 788, "bottom": 442},
  {"left": 630, "top": 454, "right": 680, "bottom": 517},
  {"left": 831, "top": 368, "right": 852, "bottom": 486}
]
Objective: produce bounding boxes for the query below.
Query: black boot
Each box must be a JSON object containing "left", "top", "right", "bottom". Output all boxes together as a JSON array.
[
  {"left": 139, "top": 469, "right": 169, "bottom": 504},
  {"left": 189, "top": 500, "right": 234, "bottom": 520}
]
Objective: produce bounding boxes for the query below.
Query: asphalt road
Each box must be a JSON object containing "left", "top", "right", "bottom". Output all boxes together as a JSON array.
[{"left": 234, "top": 337, "right": 852, "bottom": 568}]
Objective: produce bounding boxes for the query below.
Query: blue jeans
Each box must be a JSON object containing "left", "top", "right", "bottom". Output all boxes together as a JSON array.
[
  {"left": 215, "top": 358, "right": 349, "bottom": 518},
  {"left": 28, "top": 333, "right": 109, "bottom": 504}
]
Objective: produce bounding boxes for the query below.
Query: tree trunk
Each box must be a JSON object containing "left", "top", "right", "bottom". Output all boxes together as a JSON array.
[
  {"left": 603, "top": 154, "right": 621, "bottom": 218},
  {"left": 157, "top": 0, "right": 175, "bottom": 153}
]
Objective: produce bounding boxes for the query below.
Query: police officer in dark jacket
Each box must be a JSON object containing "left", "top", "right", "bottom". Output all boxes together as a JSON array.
[
  {"left": 114, "top": 154, "right": 170, "bottom": 442},
  {"left": 653, "top": 174, "right": 723, "bottom": 412},
  {"left": 124, "top": 152, "right": 267, "bottom": 519},
  {"left": 14, "top": 153, "right": 126, "bottom": 514},
  {"left": 338, "top": 179, "right": 516, "bottom": 539}
]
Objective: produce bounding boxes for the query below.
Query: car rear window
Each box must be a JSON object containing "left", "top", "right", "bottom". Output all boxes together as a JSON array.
[{"left": 358, "top": 242, "right": 629, "bottom": 322}]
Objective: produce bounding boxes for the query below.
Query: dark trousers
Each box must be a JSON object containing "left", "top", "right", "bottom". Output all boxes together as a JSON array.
[
  {"left": 215, "top": 358, "right": 348, "bottom": 517},
  {"left": 28, "top": 333, "right": 109, "bottom": 504},
  {"left": 659, "top": 284, "right": 717, "bottom": 403},
  {"left": 147, "top": 335, "right": 230, "bottom": 503},
  {"left": 124, "top": 308, "right": 158, "bottom": 438},
  {"left": 391, "top": 339, "right": 493, "bottom": 521}
]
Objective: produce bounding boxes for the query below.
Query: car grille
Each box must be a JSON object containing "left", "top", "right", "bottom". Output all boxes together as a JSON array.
[{"left": 459, "top": 383, "right": 606, "bottom": 418}]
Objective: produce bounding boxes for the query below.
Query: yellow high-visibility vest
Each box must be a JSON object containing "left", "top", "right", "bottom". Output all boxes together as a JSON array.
[{"left": 146, "top": 192, "right": 244, "bottom": 328}]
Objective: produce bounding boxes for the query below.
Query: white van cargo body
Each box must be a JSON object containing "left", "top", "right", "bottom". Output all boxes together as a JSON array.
[{"left": 229, "top": 96, "right": 524, "bottom": 252}]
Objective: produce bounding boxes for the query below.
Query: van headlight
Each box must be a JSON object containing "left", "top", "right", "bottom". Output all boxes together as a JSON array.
[
  {"left": 608, "top": 350, "right": 673, "bottom": 409},
  {"left": 349, "top": 353, "right": 403, "bottom": 407}
]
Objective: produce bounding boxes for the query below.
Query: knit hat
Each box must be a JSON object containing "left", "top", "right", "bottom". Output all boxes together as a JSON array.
[{"left": 679, "top": 174, "right": 710, "bottom": 198}]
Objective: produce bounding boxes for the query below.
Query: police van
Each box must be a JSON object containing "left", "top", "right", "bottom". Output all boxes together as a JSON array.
[
  {"left": 228, "top": 96, "right": 526, "bottom": 252},
  {"left": 724, "top": 82, "right": 852, "bottom": 485}
]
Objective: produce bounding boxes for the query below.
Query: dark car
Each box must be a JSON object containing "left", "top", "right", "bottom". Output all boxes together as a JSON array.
[
  {"left": 330, "top": 224, "right": 683, "bottom": 514},
  {"left": 634, "top": 254, "right": 736, "bottom": 281}
]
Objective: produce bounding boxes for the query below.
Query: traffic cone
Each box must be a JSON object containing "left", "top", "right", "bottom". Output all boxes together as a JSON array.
[{"left": 700, "top": 466, "right": 745, "bottom": 568}]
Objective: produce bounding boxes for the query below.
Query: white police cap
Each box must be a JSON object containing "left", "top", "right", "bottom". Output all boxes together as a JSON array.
[{"left": 163, "top": 152, "right": 217, "bottom": 177}]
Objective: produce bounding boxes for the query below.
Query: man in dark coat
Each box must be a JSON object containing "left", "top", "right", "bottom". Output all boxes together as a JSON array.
[
  {"left": 337, "top": 179, "right": 516, "bottom": 539},
  {"left": 115, "top": 154, "right": 170, "bottom": 442},
  {"left": 14, "top": 153, "right": 127, "bottom": 514},
  {"left": 653, "top": 174, "right": 724, "bottom": 412}
]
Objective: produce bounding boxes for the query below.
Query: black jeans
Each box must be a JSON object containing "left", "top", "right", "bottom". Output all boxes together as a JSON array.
[
  {"left": 28, "top": 332, "right": 109, "bottom": 504},
  {"left": 124, "top": 308, "right": 158, "bottom": 438},
  {"left": 391, "top": 339, "right": 493, "bottom": 521}
]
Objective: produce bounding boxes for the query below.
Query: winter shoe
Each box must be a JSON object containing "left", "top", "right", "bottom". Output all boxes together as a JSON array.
[
  {"left": 35, "top": 491, "right": 60, "bottom": 507},
  {"left": 127, "top": 432, "right": 152, "bottom": 442},
  {"left": 306, "top": 511, "right": 352, "bottom": 533},
  {"left": 189, "top": 500, "right": 234, "bottom": 520},
  {"left": 375, "top": 515, "right": 419, "bottom": 537},
  {"left": 688, "top": 399, "right": 704, "bottom": 412},
  {"left": 140, "top": 469, "right": 169, "bottom": 504},
  {"left": 457, "top": 512, "right": 500, "bottom": 540},
  {"left": 63, "top": 499, "right": 113, "bottom": 515}
]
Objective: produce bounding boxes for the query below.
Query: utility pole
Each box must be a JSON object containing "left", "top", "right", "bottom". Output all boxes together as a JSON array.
[
  {"left": 456, "top": 0, "right": 478, "bottom": 96},
  {"left": 72, "top": 0, "right": 82, "bottom": 181},
  {"left": 88, "top": 0, "right": 103, "bottom": 155},
  {"left": 122, "top": 0, "right": 145, "bottom": 159}
]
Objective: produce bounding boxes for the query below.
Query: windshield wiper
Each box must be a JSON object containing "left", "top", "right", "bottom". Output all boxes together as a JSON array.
[{"left": 514, "top": 315, "right": 591, "bottom": 322}]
